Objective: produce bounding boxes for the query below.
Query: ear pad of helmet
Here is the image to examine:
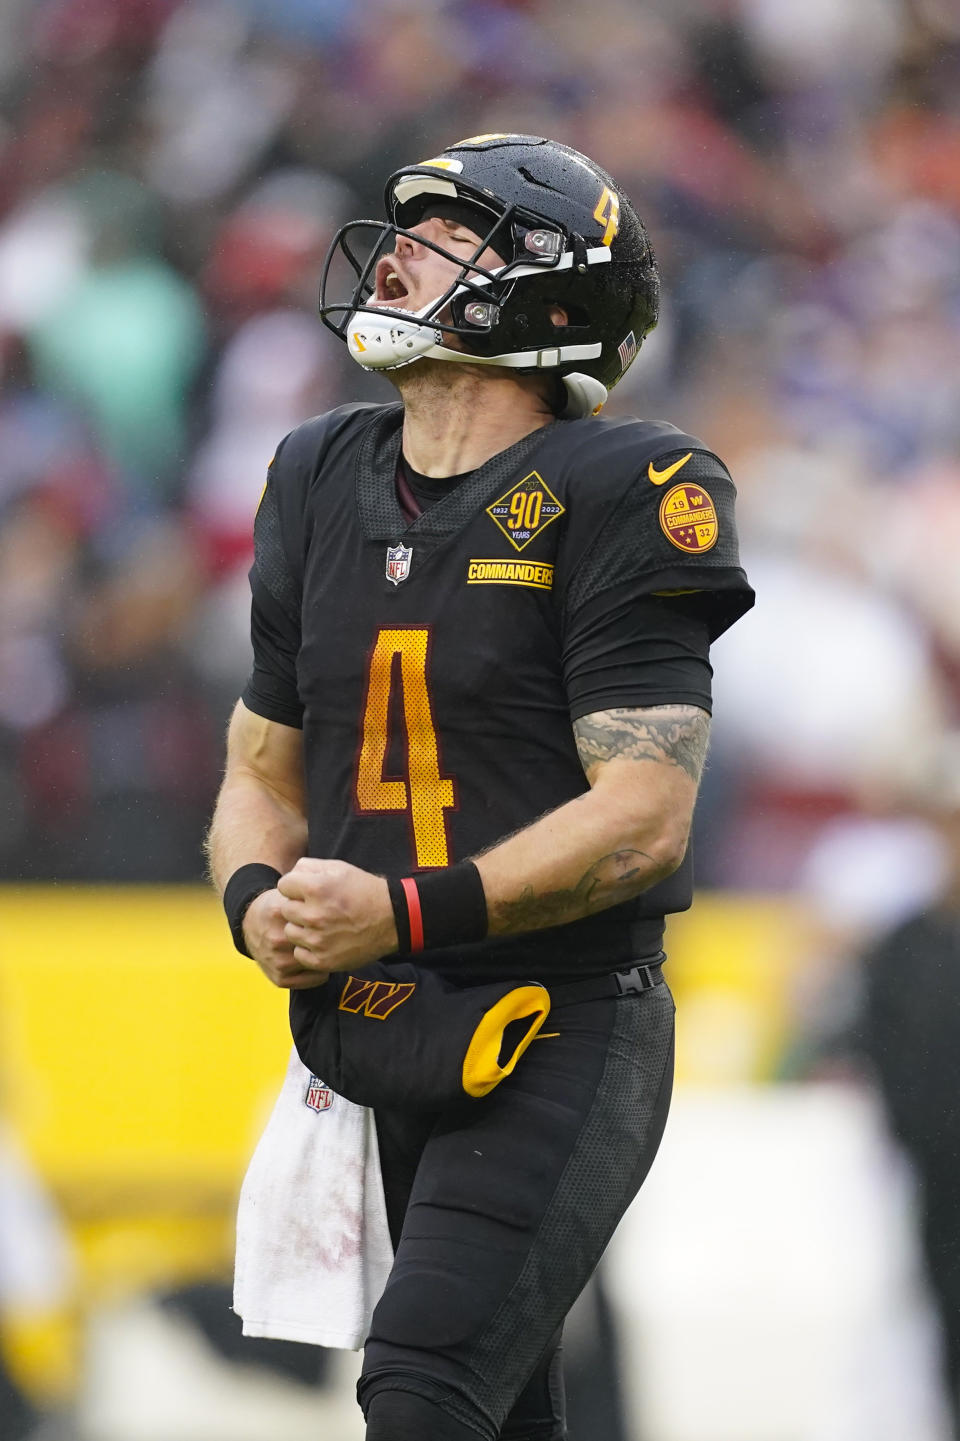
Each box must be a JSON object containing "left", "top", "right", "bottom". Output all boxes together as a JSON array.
[{"left": 562, "top": 372, "right": 608, "bottom": 418}]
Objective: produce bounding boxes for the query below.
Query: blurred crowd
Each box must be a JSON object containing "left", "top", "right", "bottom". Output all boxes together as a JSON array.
[{"left": 1, "top": 0, "right": 959, "bottom": 898}]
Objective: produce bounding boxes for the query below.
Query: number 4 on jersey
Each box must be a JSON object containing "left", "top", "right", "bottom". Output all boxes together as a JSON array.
[{"left": 356, "top": 628, "right": 454, "bottom": 868}]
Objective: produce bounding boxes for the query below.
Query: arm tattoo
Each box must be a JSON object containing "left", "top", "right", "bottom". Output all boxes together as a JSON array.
[
  {"left": 489, "top": 848, "right": 657, "bottom": 933},
  {"left": 573, "top": 705, "right": 711, "bottom": 785},
  {"left": 486, "top": 705, "right": 710, "bottom": 936}
]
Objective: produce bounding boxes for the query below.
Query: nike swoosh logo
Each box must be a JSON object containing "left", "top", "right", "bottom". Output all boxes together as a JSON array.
[{"left": 648, "top": 451, "right": 692, "bottom": 486}]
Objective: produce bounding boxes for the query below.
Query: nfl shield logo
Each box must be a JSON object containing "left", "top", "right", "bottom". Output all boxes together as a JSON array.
[
  {"left": 304, "top": 1075, "right": 333, "bottom": 1113},
  {"left": 385, "top": 543, "right": 413, "bottom": 585}
]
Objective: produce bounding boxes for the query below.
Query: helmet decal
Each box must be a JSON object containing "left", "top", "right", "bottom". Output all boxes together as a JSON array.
[
  {"left": 593, "top": 187, "right": 620, "bottom": 247},
  {"left": 454, "top": 133, "right": 515, "bottom": 146},
  {"left": 418, "top": 157, "right": 464, "bottom": 173},
  {"left": 392, "top": 173, "right": 461, "bottom": 207}
]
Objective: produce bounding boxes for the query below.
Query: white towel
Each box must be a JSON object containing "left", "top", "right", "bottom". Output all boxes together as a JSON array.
[{"left": 234, "top": 1047, "right": 394, "bottom": 1349}]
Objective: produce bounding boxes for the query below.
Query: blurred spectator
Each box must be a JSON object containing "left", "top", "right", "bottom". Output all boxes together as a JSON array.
[
  {"left": 17, "top": 515, "right": 219, "bottom": 880},
  {"left": 856, "top": 740, "right": 960, "bottom": 1438},
  {"left": 27, "top": 171, "right": 205, "bottom": 498}
]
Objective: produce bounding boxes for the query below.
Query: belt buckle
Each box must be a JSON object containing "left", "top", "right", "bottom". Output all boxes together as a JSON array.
[{"left": 614, "top": 963, "right": 654, "bottom": 996}]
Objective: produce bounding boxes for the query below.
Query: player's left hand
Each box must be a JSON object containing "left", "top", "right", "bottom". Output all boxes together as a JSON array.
[{"left": 276, "top": 857, "right": 398, "bottom": 974}]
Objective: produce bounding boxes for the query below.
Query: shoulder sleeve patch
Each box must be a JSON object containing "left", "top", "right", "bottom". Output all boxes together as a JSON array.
[{"left": 563, "top": 447, "right": 750, "bottom": 621}]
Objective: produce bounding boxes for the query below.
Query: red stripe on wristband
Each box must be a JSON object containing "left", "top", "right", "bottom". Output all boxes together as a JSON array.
[{"left": 400, "top": 876, "right": 424, "bottom": 952}]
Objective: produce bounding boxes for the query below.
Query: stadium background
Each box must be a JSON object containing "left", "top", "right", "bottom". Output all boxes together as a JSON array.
[{"left": 1, "top": 0, "right": 959, "bottom": 1436}]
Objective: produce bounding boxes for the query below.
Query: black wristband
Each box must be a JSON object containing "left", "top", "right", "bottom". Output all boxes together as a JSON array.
[
  {"left": 389, "top": 860, "right": 488, "bottom": 955},
  {"left": 387, "top": 875, "right": 412, "bottom": 953},
  {"left": 223, "top": 863, "right": 282, "bottom": 958}
]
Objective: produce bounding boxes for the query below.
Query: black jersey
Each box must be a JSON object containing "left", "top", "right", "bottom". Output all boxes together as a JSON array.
[{"left": 243, "top": 402, "right": 753, "bottom": 984}]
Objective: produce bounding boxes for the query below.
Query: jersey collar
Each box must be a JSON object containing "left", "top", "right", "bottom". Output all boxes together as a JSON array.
[{"left": 355, "top": 404, "right": 562, "bottom": 542}]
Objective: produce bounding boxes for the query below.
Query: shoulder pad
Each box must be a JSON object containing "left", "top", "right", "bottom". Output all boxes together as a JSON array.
[
  {"left": 548, "top": 415, "right": 708, "bottom": 486},
  {"left": 270, "top": 402, "right": 387, "bottom": 486},
  {"left": 254, "top": 405, "right": 384, "bottom": 609}
]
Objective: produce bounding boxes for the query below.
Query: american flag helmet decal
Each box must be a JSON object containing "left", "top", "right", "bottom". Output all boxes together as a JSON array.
[{"left": 617, "top": 330, "right": 637, "bottom": 372}]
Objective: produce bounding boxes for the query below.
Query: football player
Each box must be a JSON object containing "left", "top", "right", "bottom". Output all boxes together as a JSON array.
[{"left": 208, "top": 134, "right": 754, "bottom": 1441}]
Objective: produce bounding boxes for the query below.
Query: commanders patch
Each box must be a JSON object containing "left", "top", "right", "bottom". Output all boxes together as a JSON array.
[
  {"left": 304, "top": 1075, "right": 333, "bottom": 1113},
  {"left": 467, "top": 559, "right": 554, "bottom": 589},
  {"left": 659, "top": 482, "right": 719, "bottom": 553},
  {"left": 486, "top": 471, "right": 564, "bottom": 552}
]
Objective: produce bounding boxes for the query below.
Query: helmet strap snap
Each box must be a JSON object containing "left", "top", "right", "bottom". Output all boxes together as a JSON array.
[{"left": 570, "top": 233, "right": 589, "bottom": 275}]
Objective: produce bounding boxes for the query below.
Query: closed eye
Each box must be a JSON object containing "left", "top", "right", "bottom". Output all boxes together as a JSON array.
[
  {"left": 441, "top": 221, "right": 483, "bottom": 249},
  {"left": 438, "top": 221, "right": 505, "bottom": 269}
]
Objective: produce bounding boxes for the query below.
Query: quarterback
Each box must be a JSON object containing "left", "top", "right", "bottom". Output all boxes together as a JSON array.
[{"left": 208, "top": 134, "right": 754, "bottom": 1441}]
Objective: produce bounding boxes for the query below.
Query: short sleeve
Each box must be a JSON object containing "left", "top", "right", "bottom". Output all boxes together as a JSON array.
[
  {"left": 562, "top": 447, "right": 755, "bottom": 641},
  {"left": 240, "top": 445, "right": 304, "bottom": 728},
  {"left": 563, "top": 583, "right": 714, "bottom": 721}
]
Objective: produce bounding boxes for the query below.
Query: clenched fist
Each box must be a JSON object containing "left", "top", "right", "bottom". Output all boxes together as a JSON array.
[
  {"left": 276, "top": 857, "right": 398, "bottom": 976},
  {"left": 241, "top": 887, "right": 328, "bottom": 990}
]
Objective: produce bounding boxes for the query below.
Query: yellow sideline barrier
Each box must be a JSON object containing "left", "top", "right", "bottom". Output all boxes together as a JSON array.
[
  {"left": 0, "top": 886, "right": 290, "bottom": 1302},
  {"left": 0, "top": 886, "right": 810, "bottom": 1303},
  {"left": 667, "top": 892, "right": 812, "bottom": 1086}
]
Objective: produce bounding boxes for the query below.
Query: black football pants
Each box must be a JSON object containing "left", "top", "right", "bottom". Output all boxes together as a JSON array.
[{"left": 360, "top": 979, "right": 675, "bottom": 1440}]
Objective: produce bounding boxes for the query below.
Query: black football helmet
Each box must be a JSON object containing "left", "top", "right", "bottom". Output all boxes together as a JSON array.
[{"left": 319, "top": 133, "right": 659, "bottom": 416}]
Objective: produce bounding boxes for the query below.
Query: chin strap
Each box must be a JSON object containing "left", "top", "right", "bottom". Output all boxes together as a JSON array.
[{"left": 346, "top": 317, "right": 608, "bottom": 416}]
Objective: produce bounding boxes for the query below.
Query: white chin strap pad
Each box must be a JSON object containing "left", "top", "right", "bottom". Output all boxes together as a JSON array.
[
  {"left": 346, "top": 311, "right": 438, "bottom": 369},
  {"left": 345, "top": 312, "right": 610, "bottom": 419}
]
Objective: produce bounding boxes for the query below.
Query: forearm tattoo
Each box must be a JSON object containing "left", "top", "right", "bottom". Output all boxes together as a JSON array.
[
  {"left": 572, "top": 705, "right": 711, "bottom": 785},
  {"left": 487, "top": 706, "right": 710, "bottom": 936},
  {"left": 489, "top": 848, "right": 657, "bottom": 933}
]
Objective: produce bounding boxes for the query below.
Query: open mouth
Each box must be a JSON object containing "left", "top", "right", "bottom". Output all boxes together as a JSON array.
[{"left": 374, "top": 257, "right": 412, "bottom": 307}]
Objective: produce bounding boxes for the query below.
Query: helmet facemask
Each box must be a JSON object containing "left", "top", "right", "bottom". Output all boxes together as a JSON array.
[{"left": 319, "top": 188, "right": 612, "bottom": 412}]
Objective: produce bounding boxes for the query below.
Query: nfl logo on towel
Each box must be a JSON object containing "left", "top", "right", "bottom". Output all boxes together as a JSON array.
[
  {"left": 385, "top": 543, "right": 413, "bottom": 585},
  {"left": 304, "top": 1075, "right": 333, "bottom": 1113}
]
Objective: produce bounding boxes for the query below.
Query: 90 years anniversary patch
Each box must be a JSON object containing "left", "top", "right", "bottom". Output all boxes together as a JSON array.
[
  {"left": 486, "top": 471, "right": 564, "bottom": 552},
  {"left": 658, "top": 482, "right": 719, "bottom": 553}
]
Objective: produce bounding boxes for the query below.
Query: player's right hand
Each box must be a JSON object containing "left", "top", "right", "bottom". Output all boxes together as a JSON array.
[{"left": 242, "top": 889, "right": 330, "bottom": 990}]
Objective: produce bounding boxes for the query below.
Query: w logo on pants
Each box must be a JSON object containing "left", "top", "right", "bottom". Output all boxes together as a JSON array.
[{"left": 337, "top": 975, "right": 416, "bottom": 1019}]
